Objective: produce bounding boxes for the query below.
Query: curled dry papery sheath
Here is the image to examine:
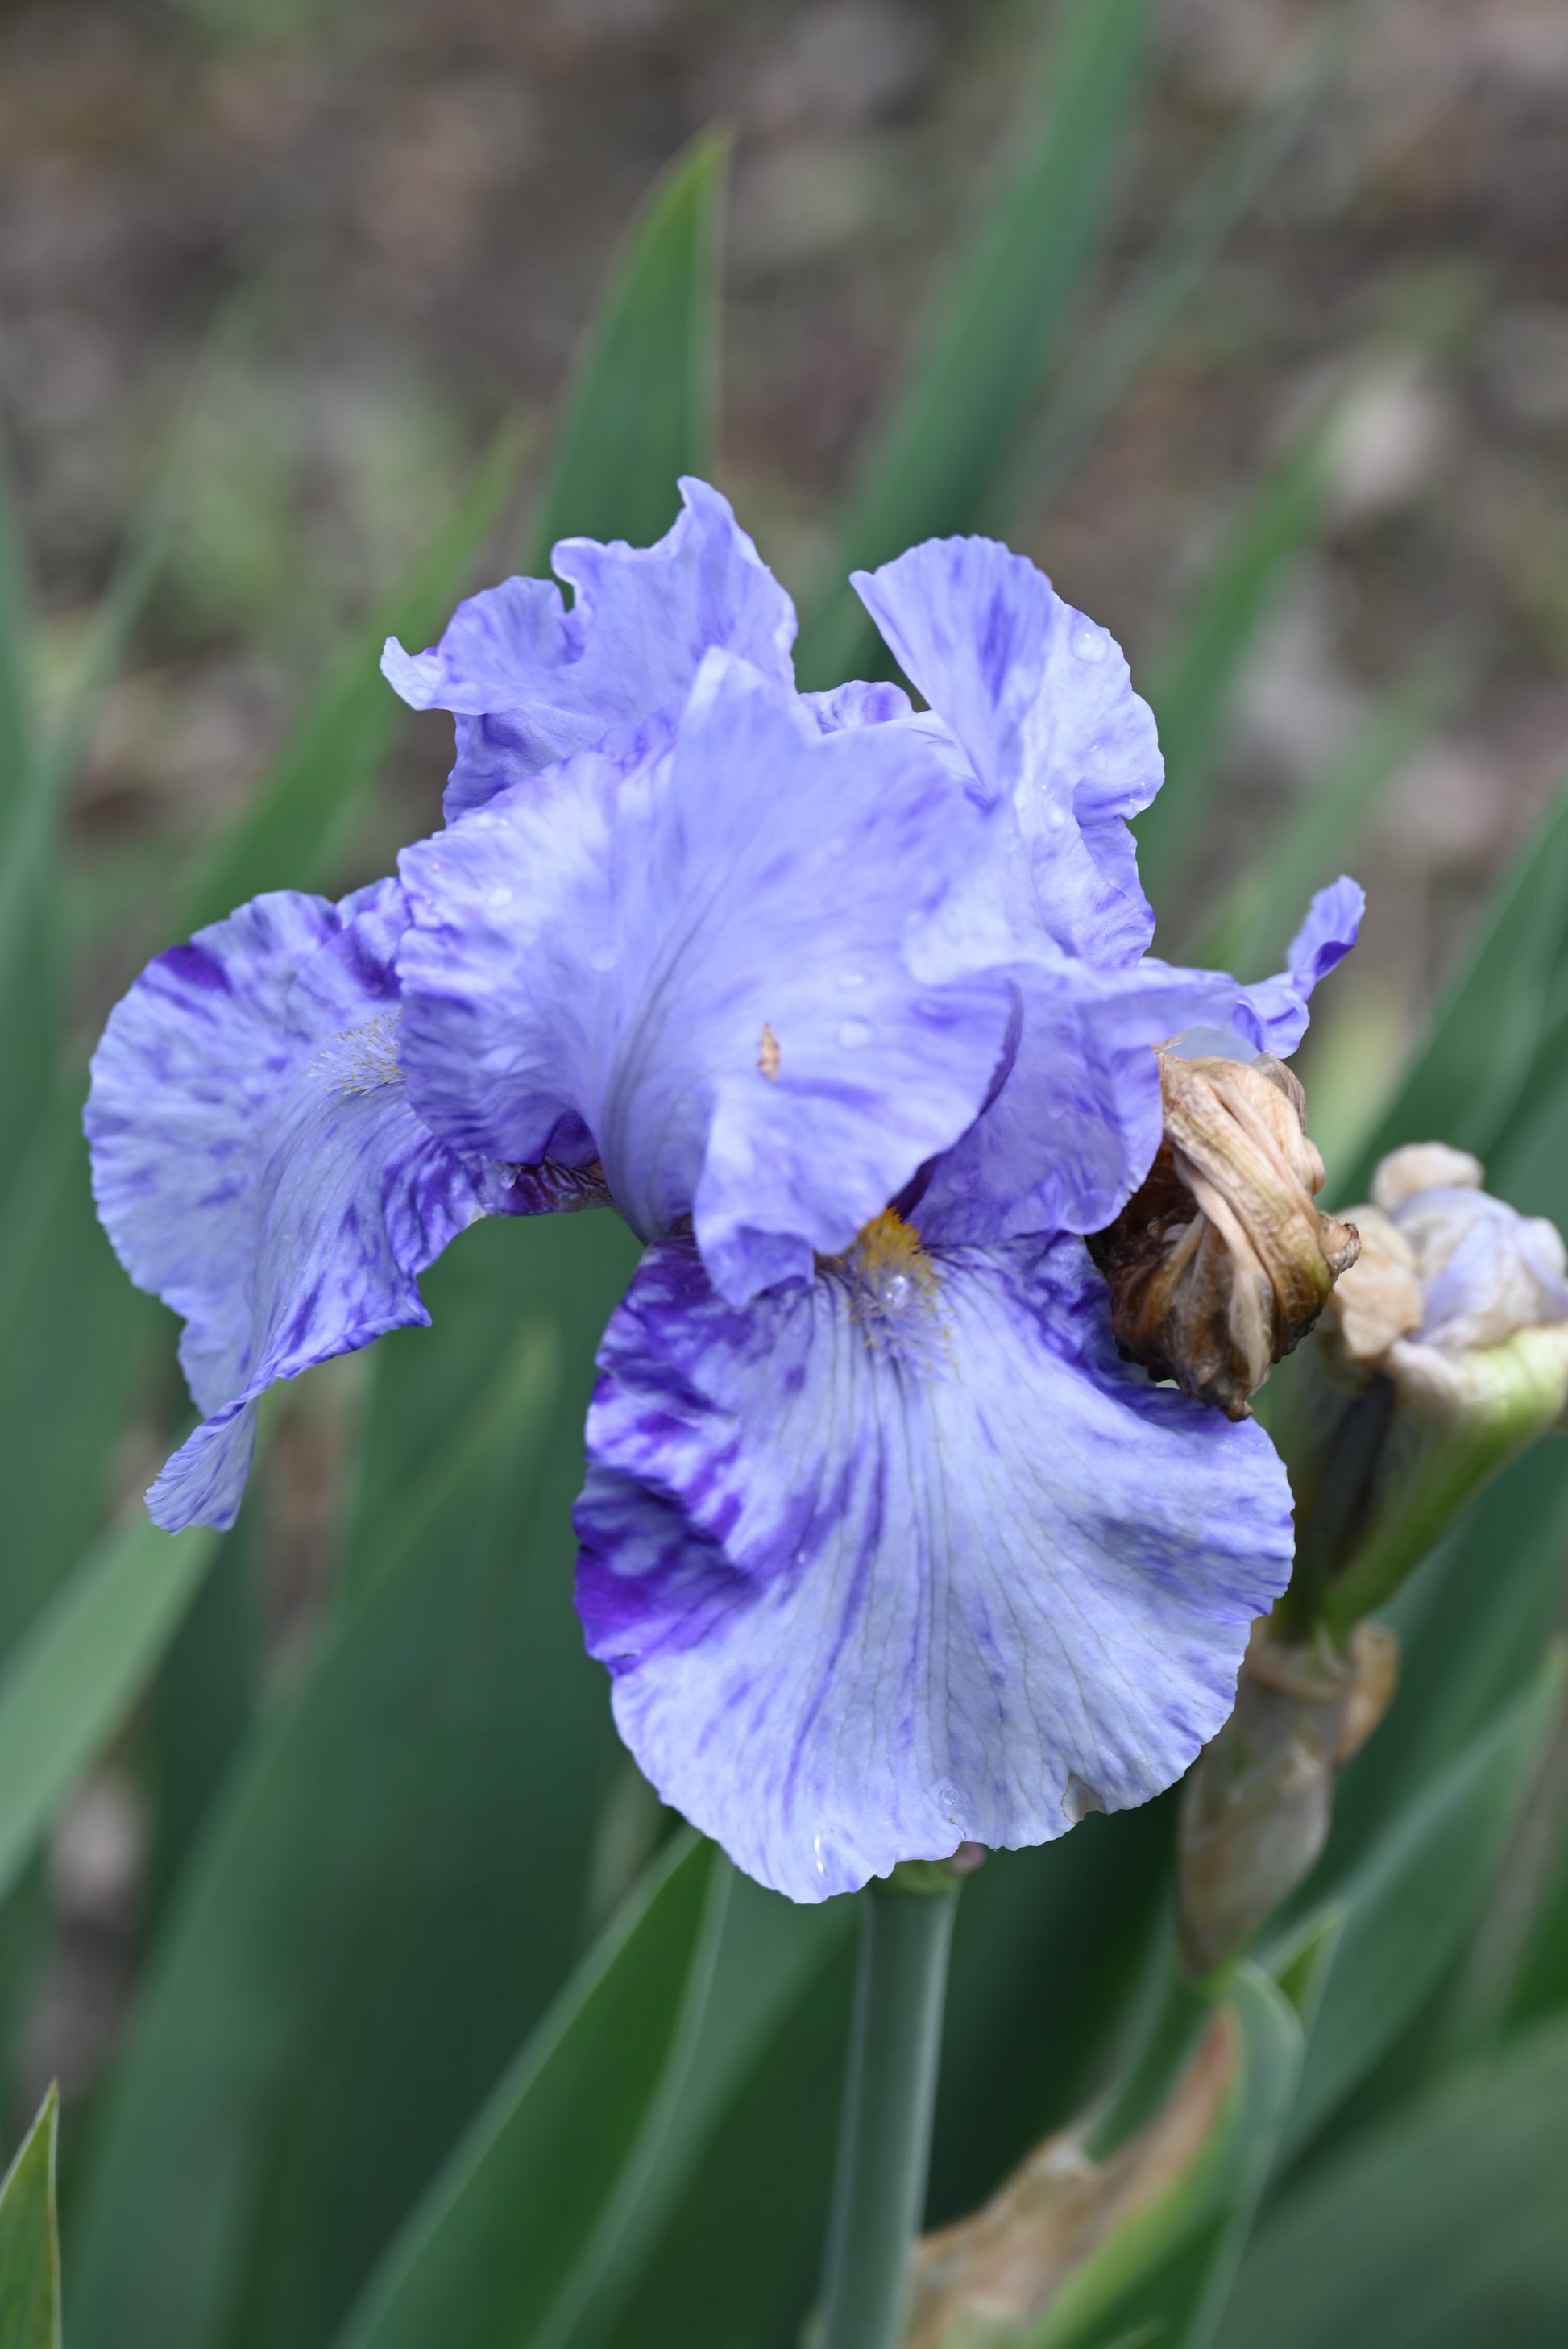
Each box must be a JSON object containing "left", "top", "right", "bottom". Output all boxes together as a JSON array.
[
  {"left": 905, "top": 2005, "right": 1245, "bottom": 2349},
  {"left": 84, "top": 481, "right": 1363, "bottom": 1903},
  {"left": 1088, "top": 1053, "right": 1360, "bottom": 1419}
]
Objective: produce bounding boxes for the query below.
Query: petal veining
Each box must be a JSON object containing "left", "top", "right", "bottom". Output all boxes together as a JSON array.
[
  {"left": 398, "top": 657, "right": 1015, "bottom": 1303},
  {"left": 382, "top": 479, "right": 798, "bottom": 819},
  {"left": 85, "top": 879, "right": 512, "bottom": 1531},
  {"left": 918, "top": 883, "right": 1365, "bottom": 1245},
  {"left": 913, "top": 955, "right": 1222, "bottom": 1243},
  {"left": 854, "top": 535, "right": 1161, "bottom": 969},
  {"left": 575, "top": 1231, "right": 1294, "bottom": 1901}
]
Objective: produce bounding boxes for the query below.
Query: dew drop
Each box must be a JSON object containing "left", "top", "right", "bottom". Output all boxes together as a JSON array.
[
  {"left": 588, "top": 944, "right": 616, "bottom": 973},
  {"left": 936, "top": 1780, "right": 961, "bottom": 1819},
  {"left": 1064, "top": 1773, "right": 1105, "bottom": 1824},
  {"left": 837, "top": 1017, "right": 873, "bottom": 1049},
  {"left": 1072, "top": 620, "right": 1108, "bottom": 664}
]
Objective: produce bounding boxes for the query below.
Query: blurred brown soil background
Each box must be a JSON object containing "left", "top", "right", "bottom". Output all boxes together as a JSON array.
[
  {"left": 3, "top": 0, "right": 1568, "bottom": 1073},
  {"left": 2, "top": 0, "right": 1567, "bottom": 2118}
]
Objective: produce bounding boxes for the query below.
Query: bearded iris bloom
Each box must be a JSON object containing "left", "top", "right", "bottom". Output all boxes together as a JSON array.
[{"left": 86, "top": 480, "right": 1359, "bottom": 1902}]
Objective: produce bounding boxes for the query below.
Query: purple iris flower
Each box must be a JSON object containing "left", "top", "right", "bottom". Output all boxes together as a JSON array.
[{"left": 85, "top": 479, "right": 1361, "bottom": 1902}]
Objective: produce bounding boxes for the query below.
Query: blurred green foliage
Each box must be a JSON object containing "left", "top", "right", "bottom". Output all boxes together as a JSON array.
[
  {"left": 794, "top": 0, "right": 1153, "bottom": 688},
  {"left": 0, "top": 2089, "right": 60, "bottom": 2349},
  {"left": 2, "top": 7, "right": 1567, "bottom": 2346}
]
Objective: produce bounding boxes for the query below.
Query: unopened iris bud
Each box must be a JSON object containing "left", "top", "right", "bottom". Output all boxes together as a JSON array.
[
  {"left": 1177, "top": 1618, "right": 1399, "bottom": 1977},
  {"left": 1272, "top": 1144, "right": 1568, "bottom": 1636},
  {"left": 1089, "top": 1053, "right": 1360, "bottom": 1419}
]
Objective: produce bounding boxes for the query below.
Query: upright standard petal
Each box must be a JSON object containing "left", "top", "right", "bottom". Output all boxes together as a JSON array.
[
  {"left": 854, "top": 535, "right": 1161, "bottom": 969},
  {"left": 398, "top": 657, "right": 1015, "bottom": 1304},
  {"left": 382, "top": 479, "right": 798, "bottom": 819},
  {"left": 85, "top": 880, "right": 512, "bottom": 1532},
  {"left": 576, "top": 1225, "right": 1294, "bottom": 1903}
]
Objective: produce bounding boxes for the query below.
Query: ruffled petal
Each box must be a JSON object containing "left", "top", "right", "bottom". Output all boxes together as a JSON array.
[
  {"left": 576, "top": 1230, "right": 1293, "bottom": 1902},
  {"left": 912, "top": 955, "right": 1242, "bottom": 1243},
  {"left": 383, "top": 479, "right": 798, "bottom": 820},
  {"left": 915, "top": 879, "right": 1363, "bottom": 1245},
  {"left": 853, "top": 535, "right": 1160, "bottom": 969},
  {"left": 799, "top": 679, "right": 914, "bottom": 733},
  {"left": 1229, "top": 878, "right": 1367, "bottom": 1056},
  {"left": 398, "top": 655, "right": 1014, "bottom": 1304},
  {"left": 85, "top": 880, "right": 510, "bottom": 1532}
]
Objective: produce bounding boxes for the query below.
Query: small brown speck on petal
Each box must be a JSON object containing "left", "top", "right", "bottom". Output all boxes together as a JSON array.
[{"left": 758, "top": 1023, "right": 782, "bottom": 1081}]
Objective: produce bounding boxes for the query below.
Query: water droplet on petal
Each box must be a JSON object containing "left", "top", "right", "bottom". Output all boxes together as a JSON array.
[
  {"left": 1064, "top": 1773, "right": 1105, "bottom": 1824},
  {"left": 588, "top": 944, "right": 616, "bottom": 973},
  {"left": 837, "top": 1017, "right": 873, "bottom": 1049},
  {"left": 937, "top": 1780, "right": 961, "bottom": 1819},
  {"left": 1072, "top": 620, "right": 1109, "bottom": 664}
]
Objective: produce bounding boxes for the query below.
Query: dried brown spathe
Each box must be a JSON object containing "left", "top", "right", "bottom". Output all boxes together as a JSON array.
[
  {"left": 1088, "top": 1054, "right": 1360, "bottom": 1419},
  {"left": 905, "top": 2008, "right": 1240, "bottom": 2349}
]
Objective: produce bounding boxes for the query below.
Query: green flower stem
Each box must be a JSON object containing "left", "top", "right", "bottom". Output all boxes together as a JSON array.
[
  {"left": 1274, "top": 1376, "right": 1394, "bottom": 1641},
  {"left": 819, "top": 1872, "right": 962, "bottom": 2349}
]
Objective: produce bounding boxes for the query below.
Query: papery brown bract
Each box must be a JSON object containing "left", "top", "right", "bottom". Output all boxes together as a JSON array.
[{"left": 1089, "top": 1054, "right": 1359, "bottom": 1419}]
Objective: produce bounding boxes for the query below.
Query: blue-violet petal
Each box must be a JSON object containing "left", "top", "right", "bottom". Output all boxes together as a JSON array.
[
  {"left": 85, "top": 880, "right": 512, "bottom": 1531},
  {"left": 397, "top": 655, "right": 1015, "bottom": 1304},
  {"left": 854, "top": 534, "right": 1161, "bottom": 970},
  {"left": 575, "top": 1226, "right": 1294, "bottom": 1902},
  {"left": 382, "top": 478, "right": 798, "bottom": 820}
]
